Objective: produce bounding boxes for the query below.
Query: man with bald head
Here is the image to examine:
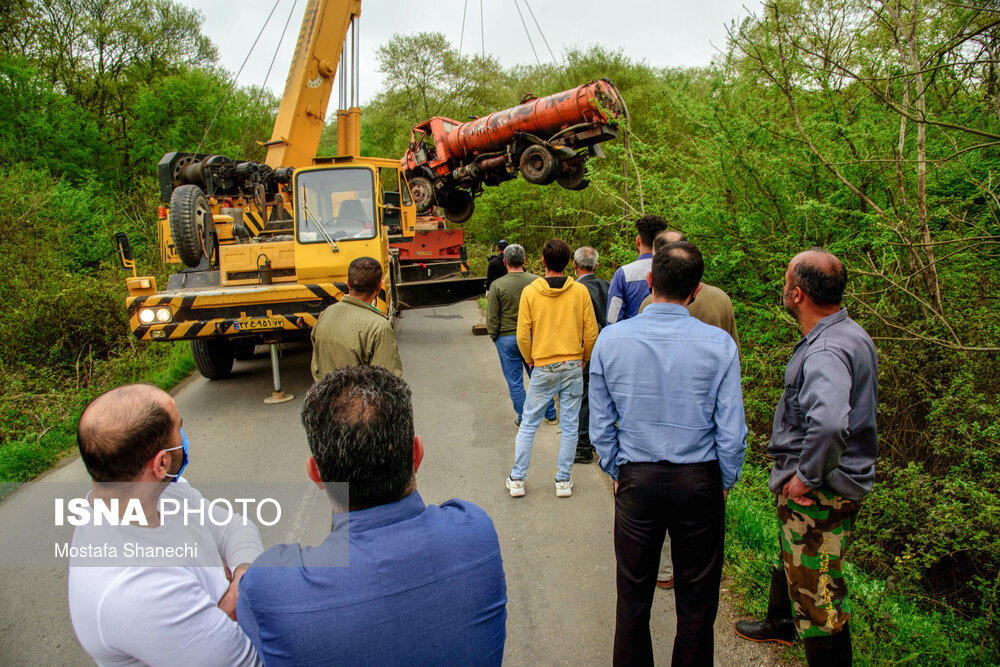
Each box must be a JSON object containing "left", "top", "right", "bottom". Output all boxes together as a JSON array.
[
  {"left": 735, "top": 249, "right": 877, "bottom": 666},
  {"left": 69, "top": 384, "right": 262, "bottom": 666}
]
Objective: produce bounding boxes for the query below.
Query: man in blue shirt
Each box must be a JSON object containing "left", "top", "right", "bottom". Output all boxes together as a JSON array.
[
  {"left": 606, "top": 214, "right": 667, "bottom": 324},
  {"left": 237, "top": 366, "right": 508, "bottom": 666},
  {"left": 590, "top": 241, "right": 747, "bottom": 666}
]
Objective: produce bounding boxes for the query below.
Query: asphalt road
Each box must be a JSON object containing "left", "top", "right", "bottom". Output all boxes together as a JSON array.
[{"left": 0, "top": 300, "right": 790, "bottom": 665}]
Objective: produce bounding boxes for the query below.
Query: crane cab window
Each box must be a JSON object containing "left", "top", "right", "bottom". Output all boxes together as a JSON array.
[{"left": 295, "top": 168, "right": 377, "bottom": 244}]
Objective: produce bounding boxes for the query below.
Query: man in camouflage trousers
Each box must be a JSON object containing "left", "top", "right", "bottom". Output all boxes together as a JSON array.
[{"left": 735, "top": 249, "right": 878, "bottom": 666}]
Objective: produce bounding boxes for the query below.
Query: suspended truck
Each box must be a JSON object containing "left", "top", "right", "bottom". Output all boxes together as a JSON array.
[{"left": 402, "top": 79, "right": 626, "bottom": 223}]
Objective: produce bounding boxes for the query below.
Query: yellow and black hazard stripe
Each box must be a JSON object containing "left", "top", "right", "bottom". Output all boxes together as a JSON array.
[{"left": 126, "top": 283, "right": 373, "bottom": 342}]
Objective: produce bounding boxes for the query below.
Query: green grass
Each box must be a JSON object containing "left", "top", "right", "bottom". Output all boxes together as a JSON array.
[
  {"left": 0, "top": 342, "right": 194, "bottom": 488},
  {"left": 724, "top": 466, "right": 999, "bottom": 665}
]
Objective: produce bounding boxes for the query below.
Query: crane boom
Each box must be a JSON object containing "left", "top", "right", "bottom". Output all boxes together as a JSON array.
[{"left": 264, "top": 0, "right": 362, "bottom": 169}]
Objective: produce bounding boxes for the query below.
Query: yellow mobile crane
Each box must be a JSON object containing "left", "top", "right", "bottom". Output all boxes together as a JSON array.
[{"left": 118, "top": 0, "right": 484, "bottom": 382}]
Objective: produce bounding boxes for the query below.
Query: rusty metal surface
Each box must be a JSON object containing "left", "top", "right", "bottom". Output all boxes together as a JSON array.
[{"left": 444, "top": 79, "right": 624, "bottom": 161}]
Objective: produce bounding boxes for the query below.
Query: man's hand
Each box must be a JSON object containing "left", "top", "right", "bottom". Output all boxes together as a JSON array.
[
  {"left": 613, "top": 480, "right": 619, "bottom": 496},
  {"left": 723, "top": 489, "right": 729, "bottom": 502},
  {"left": 217, "top": 562, "right": 250, "bottom": 621},
  {"left": 781, "top": 475, "right": 814, "bottom": 506}
]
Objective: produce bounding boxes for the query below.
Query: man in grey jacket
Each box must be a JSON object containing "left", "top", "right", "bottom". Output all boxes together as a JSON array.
[{"left": 735, "top": 248, "right": 877, "bottom": 667}]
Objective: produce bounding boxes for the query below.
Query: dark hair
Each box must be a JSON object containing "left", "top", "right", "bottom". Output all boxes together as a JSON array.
[
  {"left": 348, "top": 257, "right": 382, "bottom": 296},
  {"left": 792, "top": 248, "right": 847, "bottom": 306},
  {"left": 651, "top": 241, "right": 703, "bottom": 301},
  {"left": 77, "top": 385, "right": 175, "bottom": 483},
  {"left": 542, "top": 238, "right": 572, "bottom": 273},
  {"left": 635, "top": 215, "right": 668, "bottom": 248},
  {"left": 302, "top": 366, "right": 415, "bottom": 511},
  {"left": 498, "top": 239, "right": 508, "bottom": 251},
  {"left": 652, "top": 229, "right": 687, "bottom": 253}
]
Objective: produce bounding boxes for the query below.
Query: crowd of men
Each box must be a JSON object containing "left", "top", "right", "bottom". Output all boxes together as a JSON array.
[{"left": 66, "top": 217, "right": 877, "bottom": 667}]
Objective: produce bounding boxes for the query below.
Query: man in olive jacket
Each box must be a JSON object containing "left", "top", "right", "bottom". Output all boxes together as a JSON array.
[{"left": 311, "top": 257, "right": 402, "bottom": 381}]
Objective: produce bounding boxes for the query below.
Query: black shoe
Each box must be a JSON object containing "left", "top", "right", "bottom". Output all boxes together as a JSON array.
[
  {"left": 734, "top": 618, "right": 797, "bottom": 646},
  {"left": 574, "top": 449, "right": 594, "bottom": 464}
]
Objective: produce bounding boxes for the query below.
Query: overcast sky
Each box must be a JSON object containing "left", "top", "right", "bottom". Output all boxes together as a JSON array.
[{"left": 181, "top": 0, "right": 762, "bottom": 107}]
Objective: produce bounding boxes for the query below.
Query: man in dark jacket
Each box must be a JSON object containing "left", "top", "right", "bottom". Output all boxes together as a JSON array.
[
  {"left": 573, "top": 246, "right": 610, "bottom": 463},
  {"left": 485, "top": 240, "right": 509, "bottom": 291}
]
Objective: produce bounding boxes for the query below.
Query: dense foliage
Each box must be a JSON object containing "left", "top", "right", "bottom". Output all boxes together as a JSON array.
[
  {"left": 1, "top": 0, "right": 997, "bottom": 661},
  {"left": 0, "top": 0, "right": 273, "bottom": 481},
  {"left": 360, "top": 1, "right": 1000, "bottom": 656}
]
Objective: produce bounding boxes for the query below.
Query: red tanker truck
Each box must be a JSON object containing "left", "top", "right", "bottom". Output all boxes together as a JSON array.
[{"left": 401, "top": 79, "right": 625, "bottom": 223}]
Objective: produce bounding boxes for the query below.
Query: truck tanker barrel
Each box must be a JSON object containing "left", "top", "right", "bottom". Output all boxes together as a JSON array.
[
  {"left": 402, "top": 79, "right": 625, "bottom": 223},
  {"left": 443, "top": 79, "right": 624, "bottom": 161}
]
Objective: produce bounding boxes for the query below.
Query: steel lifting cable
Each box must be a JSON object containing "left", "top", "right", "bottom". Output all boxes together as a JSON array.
[
  {"left": 513, "top": 0, "right": 541, "bottom": 66},
  {"left": 619, "top": 96, "right": 644, "bottom": 217},
  {"left": 194, "top": 0, "right": 285, "bottom": 158},
  {"left": 522, "top": 0, "right": 557, "bottom": 64},
  {"left": 458, "top": 0, "right": 468, "bottom": 59},
  {"left": 237, "top": 0, "right": 300, "bottom": 160}
]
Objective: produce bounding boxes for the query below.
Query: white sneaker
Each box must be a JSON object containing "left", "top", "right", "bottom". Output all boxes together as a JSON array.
[
  {"left": 506, "top": 476, "right": 525, "bottom": 497},
  {"left": 555, "top": 479, "right": 573, "bottom": 498}
]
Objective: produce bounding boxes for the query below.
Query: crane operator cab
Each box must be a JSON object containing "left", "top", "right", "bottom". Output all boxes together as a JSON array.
[{"left": 292, "top": 160, "right": 416, "bottom": 304}]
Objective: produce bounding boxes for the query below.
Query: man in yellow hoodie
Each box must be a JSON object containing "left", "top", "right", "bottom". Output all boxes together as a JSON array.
[{"left": 506, "top": 239, "right": 599, "bottom": 498}]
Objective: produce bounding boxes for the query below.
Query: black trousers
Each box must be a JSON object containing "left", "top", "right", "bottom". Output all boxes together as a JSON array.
[{"left": 613, "top": 460, "right": 725, "bottom": 667}]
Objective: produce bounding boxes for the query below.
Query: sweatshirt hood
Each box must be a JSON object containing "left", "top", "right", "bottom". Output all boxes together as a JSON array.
[{"left": 530, "top": 276, "right": 576, "bottom": 297}]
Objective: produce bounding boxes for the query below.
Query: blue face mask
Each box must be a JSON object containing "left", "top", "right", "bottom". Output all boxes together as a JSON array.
[{"left": 163, "top": 427, "right": 189, "bottom": 482}]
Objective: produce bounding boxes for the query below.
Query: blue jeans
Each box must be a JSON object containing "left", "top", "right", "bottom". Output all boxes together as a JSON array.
[
  {"left": 494, "top": 336, "right": 556, "bottom": 422},
  {"left": 511, "top": 360, "right": 584, "bottom": 482}
]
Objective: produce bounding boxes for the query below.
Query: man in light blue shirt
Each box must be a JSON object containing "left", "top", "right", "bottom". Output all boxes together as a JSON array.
[{"left": 590, "top": 241, "right": 747, "bottom": 666}]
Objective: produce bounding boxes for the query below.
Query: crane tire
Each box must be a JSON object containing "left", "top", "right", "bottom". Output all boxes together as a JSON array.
[
  {"left": 170, "top": 184, "right": 214, "bottom": 268},
  {"left": 519, "top": 145, "right": 559, "bottom": 185},
  {"left": 191, "top": 339, "right": 234, "bottom": 379}
]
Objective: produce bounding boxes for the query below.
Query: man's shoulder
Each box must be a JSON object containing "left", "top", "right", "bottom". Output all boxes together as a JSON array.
[
  {"left": 809, "top": 313, "right": 876, "bottom": 359},
  {"left": 495, "top": 271, "right": 534, "bottom": 287},
  {"left": 620, "top": 256, "right": 652, "bottom": 282},
  {"left": 698, "top": 282, "right": 733, "bottom": 303}
]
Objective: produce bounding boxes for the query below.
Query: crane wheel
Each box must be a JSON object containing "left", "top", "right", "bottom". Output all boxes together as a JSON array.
[
  {"left": 519, "top": 145, "right": 559, "bottom": 185},
  {"left": 443, "top": 191, "right": 475, "bottom": 224},
  {"left": 408, "top": 176, "right": 436, "bottom": 214},
  {"left": 169, "top": 184, "right": 215, "bottom": 268},
  {"left": 557, "top": 163, "right": 589, "bottom": 191},
  {"left": 191, "top": 339, "right": 234, "bottom": 379}
]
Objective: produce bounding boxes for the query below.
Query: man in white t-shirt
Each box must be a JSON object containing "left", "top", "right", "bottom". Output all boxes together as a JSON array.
[{"left": 68, "top": 384, "right": 262, "bottom": 667}]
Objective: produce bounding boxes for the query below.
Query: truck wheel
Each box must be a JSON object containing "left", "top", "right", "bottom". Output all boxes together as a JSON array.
[
  {"left": 190, "top": 339, "right": 234, "bottom": 379},
  {"left": 443, "top": 191, "right": 475, "bottom": 224},
  {"left": 170, "top": 184, "right": 215, "bottom": 267},
  {"left": 519, "top": 146, "right": 558, "bottom": 185},
  {"left": 409, "top": 176, "right": 435, "bottom": 214},
  {"left": 557, "top": 163, "right": 589, "bottom": 191}
]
